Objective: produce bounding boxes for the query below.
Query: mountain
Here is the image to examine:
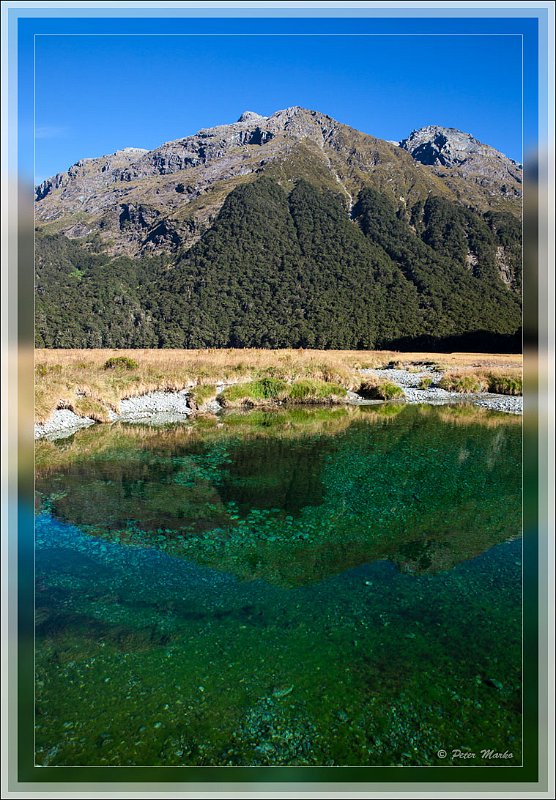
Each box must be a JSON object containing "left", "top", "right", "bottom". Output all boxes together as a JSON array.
[
  {"left": 34, "top": 107, "right": 522, "bottom": 351},
  {"left": 35, "top": 107, "right": 522, "bottom": 256}
]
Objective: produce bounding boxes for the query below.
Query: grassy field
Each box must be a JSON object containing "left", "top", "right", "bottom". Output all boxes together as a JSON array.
[{"left": 34, "top": 348, "right": 523, "bottom": 423}]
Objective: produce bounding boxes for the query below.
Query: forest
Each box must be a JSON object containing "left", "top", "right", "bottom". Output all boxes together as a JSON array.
[{"left": 35, "top": 178, "right": 522, "bottom": 351}]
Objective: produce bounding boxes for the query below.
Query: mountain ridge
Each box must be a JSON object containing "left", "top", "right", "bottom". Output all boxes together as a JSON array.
[{"left": 35, "top": 107, "right": 522, "bottom": 258}]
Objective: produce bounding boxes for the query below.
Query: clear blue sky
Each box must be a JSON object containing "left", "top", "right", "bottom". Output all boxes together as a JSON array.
[{"left": 33, "top": 26, "right": 524, "bottom": 182}]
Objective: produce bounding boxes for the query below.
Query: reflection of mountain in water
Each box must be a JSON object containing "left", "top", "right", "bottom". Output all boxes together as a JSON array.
[{"left": 35, "top": 405, "right": 521, "bottom": 587}]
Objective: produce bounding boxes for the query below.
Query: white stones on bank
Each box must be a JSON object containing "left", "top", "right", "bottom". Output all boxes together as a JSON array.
[
  {"left": 116, "top": 389, "right": 192, "bottom": 419},
  {"left": 475, "top": 395, "right": 523, "bottom": 414},
  {"left": 34, "top": 408, "right": 95, "bottom": 440},
  {"left": 402, "top": 386, "right": 469, "bottom": 403},
  {"left": 35, "top": 390, "right": 195, "bottom": 440},
  {"left": 360, "top": 368, "right": 523, "bottom": 415}
]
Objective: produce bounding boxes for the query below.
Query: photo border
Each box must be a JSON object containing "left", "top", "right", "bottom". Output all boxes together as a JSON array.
[{"left": 2, "top": 2, "right": 553, "bottom": 796}]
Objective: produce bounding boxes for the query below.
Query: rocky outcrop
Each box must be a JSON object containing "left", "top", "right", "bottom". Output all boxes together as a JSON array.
[{"left": 400, "top": 125, "right": 522, "bottom": 199}]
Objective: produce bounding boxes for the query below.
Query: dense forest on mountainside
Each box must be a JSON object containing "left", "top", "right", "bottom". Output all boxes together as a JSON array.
[{"left": 35, "top": 177, "right": 521, "bottom": 351}]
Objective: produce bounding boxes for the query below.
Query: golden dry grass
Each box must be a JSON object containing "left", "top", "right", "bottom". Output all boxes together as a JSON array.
[
  {"left": 34, "top": 348, "right": 523, "bottom": 423},
  {"left": 438, "top": 369, "right": 523, "bottom": 395}
]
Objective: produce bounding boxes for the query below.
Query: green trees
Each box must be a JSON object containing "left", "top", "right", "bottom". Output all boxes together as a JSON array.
[
  {"left": 35, "top": 177, "right": 522, "bottom": 350},
  {"left": 35, "top": 232, "right": 164, "bottom": 347},
  {"left": 354, "top": 188, "right": 521, "bottom": 341},
  {"left": 157, "top": 178, "right": 424, "bottom": 349}
]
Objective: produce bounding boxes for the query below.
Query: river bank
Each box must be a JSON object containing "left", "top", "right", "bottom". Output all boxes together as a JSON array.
[
  {"left": 359, "top": 368, "right": 523, "bottom": 414},
  {"left": 34, "top": 372, "right": 522, "bottom": 440},
  {"left": 34, "top": 349, "right": 522, "bottom": 439}
]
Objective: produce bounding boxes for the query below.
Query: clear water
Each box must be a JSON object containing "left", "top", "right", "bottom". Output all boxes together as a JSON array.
[{"left": 34, "top": 404, "right": 522, "bottom": 767}]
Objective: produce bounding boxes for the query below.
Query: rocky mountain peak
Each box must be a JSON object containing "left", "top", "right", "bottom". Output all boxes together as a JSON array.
[
  {"left": 399, "top": 124, "right": 522, "bottom": 199},
  {"left": 400, "top": 125, "right": 520, "bottom": 169},
  {"left": 237, "top": 111, "right": 266, "bottom": 123}
]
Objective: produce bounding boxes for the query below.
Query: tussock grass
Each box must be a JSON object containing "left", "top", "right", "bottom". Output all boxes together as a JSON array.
[
  {"left": 189, "top": 384, "right": 218, "bottom": 407},
  {"left": 418, "top": 376, "right": 433, "bottom": 389},
  {"left": 438, "top": 373, "right": 487, "bottom": 394},
  {"left": 220, "top": 378, "right": 287, "bottom": 406},
  {"left": 438, "top": 369, "right": 523, "bottom": 396},
  {"left": 220, "top": 377, "right": 347, "bottom": 407},
  {"left": 103, "top": 356, "right": 139, "bottom": 370},
  {"left": 286, "top": 379, "right": 347, "bottom": 402},
  {"left": 358, "top": 379, "right": 405, "bottom": 400},
  {"left": 72, "top": 395, "right": 111, "bottom": 423},
  {"left": 485, "top": 372, "right": 522, "bottom": 395}
]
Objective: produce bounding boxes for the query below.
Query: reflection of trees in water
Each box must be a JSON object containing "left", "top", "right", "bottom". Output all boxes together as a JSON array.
[{"left": 35, "top": 406, "right": 521, "bottom": 586}]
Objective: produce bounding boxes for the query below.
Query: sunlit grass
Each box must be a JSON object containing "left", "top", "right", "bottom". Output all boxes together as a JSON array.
[
  {"left": 358, "top": 378, "right": 405, "bottom": 400},
  {"left": 438, "top": 369, "right": 523, "bottom": 395}
]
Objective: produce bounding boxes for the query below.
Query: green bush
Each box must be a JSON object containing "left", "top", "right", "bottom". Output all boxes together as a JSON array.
[
  {"left": 286, "top": 380, "right": 347, "bottom": 402},
  {"left": 255, "top": 377, "right": 288, "bottom": 399},
  {"left": 487, "top": 373, "right": 522, "bottom": 396},
  {"left": 438, "top": 373, "right": 485, "bottom": 393},
  {"left": 358, "top": 380, "right": 405, "bottom": 400},
  {"left": 418, "top": 376, "right": 433, "bottom": 389},
  {"left": 220, "top": 378, "right": 287, "bottom": 405},
  {"left": 190, "top": 384, "right": 218, "bottom": 406},
  {"left": 103, "top": 356, "right": 139, "bottom": 371}
]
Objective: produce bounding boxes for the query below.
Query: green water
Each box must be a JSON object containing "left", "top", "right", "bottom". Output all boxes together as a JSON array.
[{"left": 35, "top": 404, "right": 522, "bottom": 767}]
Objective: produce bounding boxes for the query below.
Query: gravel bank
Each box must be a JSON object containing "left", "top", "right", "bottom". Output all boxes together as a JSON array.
[
  {"left": 474, "top": 395, "right": 523, "bottom": 414},
  {"left": 360, "top": 368, "right": 522, "bottom": 415},
  {"left": 115, "top": 390, "right": 192, "bottom": 419},
  {"left": 34, "top": 409, "right": 95, "bottom": 440}
]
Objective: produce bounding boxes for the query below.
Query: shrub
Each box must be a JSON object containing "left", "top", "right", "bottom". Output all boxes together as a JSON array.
[
  {"left": 438, "top": 373, "right": 486, "bottom": 393},
  {"left": 286, "top": 380, "right": 347, "bottom": 402},
  {"left": 418, "top": 376, "right": 433, "bottom": 390},
  {"left": 358, "top": 380, "right": 405, "bottom": 400},
  {"left": 486, "top": 373, "right": 522, "bottom": 396},
  {"left": 190, "top": 384, "right": 218, "bottom": 406},
  {"left": 103, "top": 356, "right": 139, "bottom": 370}
]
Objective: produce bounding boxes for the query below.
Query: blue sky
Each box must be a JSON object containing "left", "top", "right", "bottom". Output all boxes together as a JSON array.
[{"left": 33, "top": 24, "right": 524, "bottom": 182}]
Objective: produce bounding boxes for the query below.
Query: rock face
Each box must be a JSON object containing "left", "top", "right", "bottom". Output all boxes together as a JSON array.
[
  {"left": 34, "top": 108, "right": 522, "bottom": 257},
  {"left": 400, "top": 125, "right": 522, "bottom": 199},
  {"left": 237, "top": 111, "right": 267, "bottom": 123}
]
